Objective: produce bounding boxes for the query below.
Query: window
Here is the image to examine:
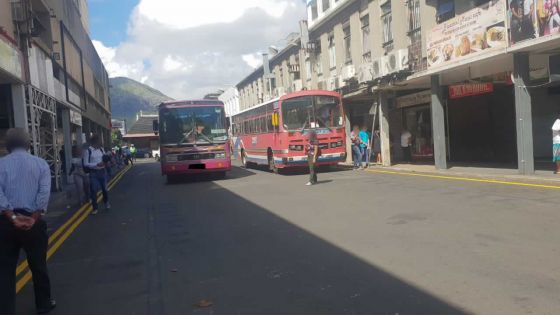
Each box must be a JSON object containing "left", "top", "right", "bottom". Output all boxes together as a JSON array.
[
  {"left": 311, "top": 2, "right": 318, "bottom": 20},
  {"left": 306, "top": 58, "right": 312, "bottom": 80},
  {"left": 343, "top": 24, "right": 352, "bottom": 64},
  {"left": 408, "top": 0, "right": 421, "bottom": 32},
  {"left": 328, "top": 33, "right": 336, "bottom": 69},
  {"left": 361, "top": 15, "right": 371, "bottom": 62},
  {"left": 437, "top": 0, "right": 455, "bottom": 24},
  {"left": 322, "top": 0, "right": 330, "bottom": 12},
  {"left": 315, "top": 41, "right": 323, "bottom": 75},
  {"left": 381, "top": 2, "right": 393, "bottom": 45}
]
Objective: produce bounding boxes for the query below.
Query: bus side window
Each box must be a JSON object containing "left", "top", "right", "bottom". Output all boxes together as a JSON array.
[{"left": 267, "top": 115, "right": 274, "bottom": 132}]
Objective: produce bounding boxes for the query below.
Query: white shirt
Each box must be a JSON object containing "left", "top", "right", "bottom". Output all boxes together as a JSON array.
[
  {"left": 553, "top": 119, "right": 560, "bottom": 144},
  {"left": 523, "top": 0, "right": 532, "bottom": 16},
  {"left": 401, "top": 131, "right": 412, "bottom": 147},
  {"left": 83, "top": 147, "right": 106, "bottom": 170}
]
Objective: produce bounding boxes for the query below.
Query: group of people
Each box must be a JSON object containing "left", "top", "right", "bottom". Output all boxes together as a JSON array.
[
  {"left": 350, "top": 126, "right": 382, "bottom": 170},
  {"left": 0, "top": 128, "right": 138, "bottom": 314}
]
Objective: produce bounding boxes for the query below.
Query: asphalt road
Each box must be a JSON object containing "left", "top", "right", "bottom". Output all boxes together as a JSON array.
[{"left": 16, "top": 161, "right": 560, "bottom": 315}]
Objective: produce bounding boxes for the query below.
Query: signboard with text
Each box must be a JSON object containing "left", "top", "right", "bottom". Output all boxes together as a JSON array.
[
  {"left": 427, "top": 0, "right": 507, "bottom": 69},
  {"left": 449, "top": 83, "right": 494, "bottom": 99},
  {"left": 396, "top": 90, "right": 432, "bottom": 108},
  {"left": 0, "top": 37, "right": 23, "bottom": 81}
]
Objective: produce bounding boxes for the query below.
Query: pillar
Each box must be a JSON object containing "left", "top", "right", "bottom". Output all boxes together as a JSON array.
[
  {"left": 344, "top": 104, "right": 352, "bottom": 164},
  {"left": 61, "top": 108, "right": 73, "bottom": 182},
  {"left": 11, "top": 84, "right": 28, "bottom": 130},
  {"left": 431, "top": 74, "right": 448, "bottom": 170},
  {"left": 513, "top": 53, "right": 535, "bottom": 175},
  {"left": 379, "top": 92, "right": 391, "bottom": 167}
]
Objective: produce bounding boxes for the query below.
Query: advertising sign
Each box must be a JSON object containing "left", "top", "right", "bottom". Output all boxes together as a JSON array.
[
  {"left": 0, "top": 37, "right": 23, "bottom": 81},
  {"left": 396, "top": 90, "right": 432, "bottom": 109},
  {"left": 449, "top": 83, "right": 494, "bottom": 99},
  {"left": 508, "top": 0, "right": 560, "bottom": 46},
  {"left": 427, "top": 0, "right": 507, "bottom": 69}
]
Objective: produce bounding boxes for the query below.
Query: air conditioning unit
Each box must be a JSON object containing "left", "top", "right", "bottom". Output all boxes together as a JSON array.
[
  {"left": 292, "top": 79, "right": 303, "bottom": 92},
  {"left": 358, "top": 63, "right": 373, "bottom": 83},
  {"left": 336, "top": 76, "right": 346, "bottom": 89},
  {"left": 372, "top": 58, "right": 383, "bottom": 79},
  {"left": 341, "top": 65, "right": 356, "bottom": 81},
  {"left": 395, "top": 48, "right": 410, "bottom": 72},
  {"left": 384, "top": 52, "right": 398, "bottom": 74},
  {"left": 317, "top": 80, "right": 327, "bottom": 90}
]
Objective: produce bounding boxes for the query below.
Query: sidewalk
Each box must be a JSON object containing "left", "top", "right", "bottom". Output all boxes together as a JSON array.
[{"left": 362, "top": 162, "right": 560, "bottom": 186}]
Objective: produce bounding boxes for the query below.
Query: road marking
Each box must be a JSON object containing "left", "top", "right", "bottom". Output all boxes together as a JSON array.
[
  {"left": 15, "top": 166, "right": 131, "bottom": 277},
  {"left": 15, "top": 166, "right": 131, "bottom": 293},
  {"left": 366, "top": 169, "right": 560, "bottom": 190}
]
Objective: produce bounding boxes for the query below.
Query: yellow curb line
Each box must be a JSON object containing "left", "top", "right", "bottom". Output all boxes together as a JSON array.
[
  {"left": 15, "top": 166, "right": 132, "bottom": 293},
  {"left": 366, "top": 169, "right": 560, "bottom": 190}
]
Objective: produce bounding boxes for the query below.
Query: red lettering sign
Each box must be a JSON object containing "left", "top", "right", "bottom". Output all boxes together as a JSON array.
[{"left": 449, "top": 83, "right": 494, "bottom": 99}]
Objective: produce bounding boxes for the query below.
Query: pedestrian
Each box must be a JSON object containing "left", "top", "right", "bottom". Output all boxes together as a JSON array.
[
  {"left": 359, "top": 126, "right": 371, "bottom": 167},
  {"left": 373, "top": 129, "right": 382, "bottom": 165},
  {"left": 401, "top": 129, "right": 413, "bottom": 163},
  {"left": 69, "top": 145, "right": 89, "bottom": 205},
  {"left": 553, "top": 116, "right": 560, "bottom": 174},
  {"left": 130, "top": 144, "right": 137, "bottom": 162},
  {"left": 0, "top": 128, "right": 56, "bottom": 315},
  {"left": 306, "top": 130, "right": 319, "bottom": 186},
  {"left": 351, "top": 125, "right": 363, "bottom": 170},
  {"left": 83, "top": 135, "right": 110, "bottom": 215},
  {"left": 124, "top": 146, "right": 133, "bottom": 166}
]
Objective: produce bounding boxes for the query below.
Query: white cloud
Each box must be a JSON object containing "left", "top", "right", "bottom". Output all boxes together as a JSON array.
[{"left": 94, "top": 0, "right": 306, "bottom": 99}]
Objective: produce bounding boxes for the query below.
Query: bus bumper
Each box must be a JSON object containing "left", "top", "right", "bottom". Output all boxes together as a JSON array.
[
  {"left": 276, "top": 152, "right": 347, "bottom": 168},
  {"left": 162, "top": 160, "right": 232, "bottom": 175}
]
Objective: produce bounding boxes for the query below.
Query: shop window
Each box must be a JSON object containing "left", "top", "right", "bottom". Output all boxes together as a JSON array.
[{"left": 437, "top": 0, "right": 455, "bottom": 24}]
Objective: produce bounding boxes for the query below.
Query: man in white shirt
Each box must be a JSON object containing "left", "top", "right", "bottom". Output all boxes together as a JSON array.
[
  {"left": 83, "top": 135, "right": 110, "bottom": 215},
  {"left": 401, "top": 129, "right": 413, "bottom": 163},
  {"left": 552, "top": 116, "right": 560, "bottom": 174}
]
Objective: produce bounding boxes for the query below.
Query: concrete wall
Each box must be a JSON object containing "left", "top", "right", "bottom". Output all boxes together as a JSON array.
[{"left": 0, "top": 1, "right": 14, "bottom": 38}]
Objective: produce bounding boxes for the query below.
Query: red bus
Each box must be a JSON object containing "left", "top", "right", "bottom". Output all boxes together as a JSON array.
[
  {"left": 232, "top": 90, "right": 347, "bottom": 172},
  {"left": 156, "top": 100, "right": 231, "bottom": 180}
]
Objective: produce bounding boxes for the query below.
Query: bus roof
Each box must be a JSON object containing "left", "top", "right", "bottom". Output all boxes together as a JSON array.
[
  {"left": 159, "top": 100, "right": 224, "bottom": 108},
  {"left": 233, "top": 90, "right": 341, "bottom": 116}
]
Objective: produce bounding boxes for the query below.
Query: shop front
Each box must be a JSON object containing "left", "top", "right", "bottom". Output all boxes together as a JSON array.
[{"left": 394, "top": 90, "right": 434, "bottom": 163}]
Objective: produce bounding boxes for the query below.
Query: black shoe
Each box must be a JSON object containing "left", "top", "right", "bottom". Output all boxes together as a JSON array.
[{"left": 37, "top": 300, "right": 56, "bottom": 314}]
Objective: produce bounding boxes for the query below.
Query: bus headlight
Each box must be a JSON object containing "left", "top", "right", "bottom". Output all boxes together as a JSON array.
[{"left": 215, "top": 152, "right": 227, "bottom": 159}]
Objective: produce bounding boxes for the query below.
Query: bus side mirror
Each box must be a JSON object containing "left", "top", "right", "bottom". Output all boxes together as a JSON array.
[
  {"left": 272, "top": 112, "right": 279, "bottom": 127},
  {"left": 153, "top": 120, "right": 159, "bottom": 135}
]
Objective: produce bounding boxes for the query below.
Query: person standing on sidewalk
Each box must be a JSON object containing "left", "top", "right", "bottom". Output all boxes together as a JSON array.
[
  {"left": 84, "top": 135, "right": 110, "bottom": 215},
  {"left": 0, "top": 128, "right": 56, "bottom": 315},
  {"left": 130, "top": 144, "right": 137, "bottom": 162},
  {"left": 359, "top": 126, "right": 371, "bottom": 168},
  {"left": 553, "top": 116, "right": 560, "bottom": 174},
  {"left": 351, "top": 126, "right": 363, "bottom": 170},
  {"left": 401, "top": 129, "right": 413, "bottom": 163},
  {"left": 373, "top": 129, "right": 382, "bottom": 165},
  {"left": 306, "top": 130, "right": 319, "bottom": 186}
]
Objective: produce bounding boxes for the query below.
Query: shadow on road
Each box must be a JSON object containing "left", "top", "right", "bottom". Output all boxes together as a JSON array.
[{"left": 16, "top": 162, "right": 470, "bottom": 314}]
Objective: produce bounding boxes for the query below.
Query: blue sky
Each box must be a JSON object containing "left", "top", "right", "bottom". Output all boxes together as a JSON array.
[{"left": 89, "top": 0, "right": 139, "bottom": 46}]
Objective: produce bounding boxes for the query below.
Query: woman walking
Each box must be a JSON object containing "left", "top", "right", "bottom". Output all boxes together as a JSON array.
[
  {"left": 306, "top": 130, "right": 319, "bottom": 186},
  {"left": 69, "top": 145, "right": 90, "bottom": 205},
  {"left": 553, "top": 116, "right": 560, "bottom": 174}
]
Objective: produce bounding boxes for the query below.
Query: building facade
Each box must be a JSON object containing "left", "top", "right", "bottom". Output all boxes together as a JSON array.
[
  {"left": 234, "top": 0, "right": 560, "bottom": 175},
  {"left": 0, "top": 0, "right": 111, "bottom": 189}
]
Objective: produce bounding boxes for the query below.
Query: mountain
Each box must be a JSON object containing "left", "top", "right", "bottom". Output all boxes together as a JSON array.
[{"left": 109, "top": 77, "right": 173, "bottom": 127}]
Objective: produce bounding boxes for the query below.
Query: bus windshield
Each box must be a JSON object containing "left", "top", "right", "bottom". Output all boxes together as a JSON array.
[
  {"left": 281, "top": 96, "right": 343, "bottom": 131},
  {"left": 159, "top": 106, "right": 227, "bottom": 146}
]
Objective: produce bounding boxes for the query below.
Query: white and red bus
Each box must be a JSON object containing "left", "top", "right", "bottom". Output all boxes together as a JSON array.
[
  {"left": 232, "top": 90, "right": 346, "bottom": 172},
  {"left": 156, "top": 100, "right": 231, "bottom": 180}
]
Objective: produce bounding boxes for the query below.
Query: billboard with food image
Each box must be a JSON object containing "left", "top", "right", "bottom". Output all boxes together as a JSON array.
[{"left": 427, "top": 0, "right": 507, "bottom": 69}]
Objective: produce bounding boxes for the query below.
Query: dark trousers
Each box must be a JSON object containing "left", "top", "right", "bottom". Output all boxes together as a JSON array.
[
  {"left": 308, "top": 160, "right": 317, "bottom": 184},
  {"left": 0, "top": 216, "right": 51, "bottom": 315},
  {"left": 90, "top": 170, "right": 108, "bottom": 210},
  {"left": 402, "top": 146, "right": 412, "bottom": 162}
]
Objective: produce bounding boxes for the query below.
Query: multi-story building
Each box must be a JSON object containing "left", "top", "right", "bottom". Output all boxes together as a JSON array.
[
  {"left": 218, "top": 87, "right": 241, "bottom": 118},
  {"left": 0, "top": 0, "right": 111, "bottom": 189},
  {"left": 234, "top": 0, "right": 560, "bottom": 175}
]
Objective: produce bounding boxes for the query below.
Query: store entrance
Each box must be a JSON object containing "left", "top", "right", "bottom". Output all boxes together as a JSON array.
[
  {"left": 447, "top": 86, "right": 517, "bottom": 165},
  {"left": 402, "top": 105, "right": 434, "bottom": 162}
]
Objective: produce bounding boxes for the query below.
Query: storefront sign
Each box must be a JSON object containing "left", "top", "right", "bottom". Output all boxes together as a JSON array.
[
  {"left": 0, "top": 37, "right": 23, "bottom": 81},
  {"left": 70, "top": 110, "right": 82, "bottom": 126},
  {"left": 396, "top": 90, "right": 432, "bottom": 109},
  {"left": 508, "top": 0, "right": 560, "bottom": 46},
  {"left": 427, "top": 0, "right": 507, "bottom": 69},
  {"left": 449, "top": 83, "right": 494, "bottom": 99}
]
